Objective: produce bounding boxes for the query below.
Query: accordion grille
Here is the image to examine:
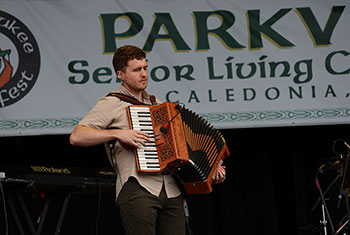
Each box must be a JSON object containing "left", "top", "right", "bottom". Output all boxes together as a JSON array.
[{"left": 150, "top": 105, "right": 176, "bottom": 162}]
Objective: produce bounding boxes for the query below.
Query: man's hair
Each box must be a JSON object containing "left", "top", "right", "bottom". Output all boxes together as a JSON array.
[{"left": 112, "top": 45, "right": 146, "bottom": 74}]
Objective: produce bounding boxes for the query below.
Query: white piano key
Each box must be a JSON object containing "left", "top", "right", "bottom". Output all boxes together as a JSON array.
[
  {"left": 131, "top": 120, "right": 152, "bottom": 125},
  {"left": 137, "top": 145, "right": 157, "bottom": 150},
  {"left": 137, "top": 154, "right": 159, "bottom": 159},
  {"left": 141, "top": 150, "right": 156, "bottom": 153},
  {"left": 130, "top": 112, "right": 151, "bottom": 117},
  {"left": 129, "top": 106, "right": 150, "bottom": 110},
  {"left": 130, "top": 111, "right": 149, "bottom": 114},
  {"left": 144, "top": 142, "right": 156, "bottom": 146},
  {"left": 132, "top": 125, "right": 152, "bottom": 129},
  {"left": 140, "top": 166, "right": 160, "bottom": 170},
  {"left": 138, "top": 150, "right": 158, "bottom": 153},
  {"left": 138, "top": 157, "right": 158, "bottom": 161},
  {"left": 137, "top": 147, "right": 157, "bottom": 151},
  {"left": 137, "top": 153, "right": 157, "bottom": 157},
  {"left": 137, "top": 154, "right": 157, "bottom": 158},
  {"left": 139, "top": 163, "right": 160, "bottom": 167},
  {"left": 139, "top": 162, "right": 159, "bottom": 165},
  {"left": 129, "top": 109, "right": 150, "bottom": 113}
]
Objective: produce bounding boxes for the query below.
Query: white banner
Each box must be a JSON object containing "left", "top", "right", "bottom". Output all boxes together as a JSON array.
[{"left": 0, "top": 0, "right": 349, "bottom": 136}]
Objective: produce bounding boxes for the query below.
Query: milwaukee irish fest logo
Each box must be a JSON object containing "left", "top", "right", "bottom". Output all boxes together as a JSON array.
[{"left": 0, "top": 10, "right": 40, "bottom": 108}]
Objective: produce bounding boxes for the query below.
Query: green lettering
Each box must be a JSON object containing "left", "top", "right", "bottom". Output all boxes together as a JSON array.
[
  {"left": 99, "top": 13, "right": 143, "bottom": 53},
  {"left": 296, "top": 6, "right": 345, "bottom": 46},
  {"left": 150, "top": 65, "right": 170, "bottom": 82},
  {"left": 93, "top": 67, "right": 113, "bottom": 83},
  {"left": 143, "top": 13, "right": 190, "bottom": 52},
  {"left": 188, "top": 90, "right": 200, "bottom": 103},
  {"left": 236, "top": 62, "right": 256, "bottom": 79},
  {"left": 207, "top": 57, "right": 224, "bottom": 80},
  {"left": 294, "top": 59, "right": 313, "bottom": 84},
  {"left": 208, "top": 90, "right": 217, "bottom": 102},
  {"left": 325, "top": 50, "right": 350, "bottom": 75},
  {"left": 269, "top": 61, "right": 291, "bottom": 78},
  {"left": 193, "top": 10, "right": 244, "bottom": 50},
  {"left": 68, "top": 60, "right": 89, "bottom": 84},
  {"left": 289, "top": 86, "right": 303, "bottom": 99},
  {"left": 173, "top": 65, "right": 195, "bottom": 81},
  {"left": 226, "top": 88, "right": 235, "bottom": 101},
  {"left": 247, "top": 9, "right": 294, "bottom": 49},
  {"left": 325, "top": 85, "right": 336, "bottom": 97},
  {"left": 243, "top": 88, "right": 256, "bottom": 101},
  {"left": 265, "top": 87, "right": 280, "bottom": 100},
  {"left": 166, "top": 90, "right": 179, "bottom": 103}
]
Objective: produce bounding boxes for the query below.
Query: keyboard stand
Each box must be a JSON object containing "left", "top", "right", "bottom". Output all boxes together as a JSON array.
[{"left": 6, "top": 189, "right": 71, "bottom": 235}]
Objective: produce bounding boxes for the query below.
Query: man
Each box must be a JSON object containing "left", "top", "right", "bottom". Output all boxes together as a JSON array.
[{"left": 70, "top": 45, "right": 226, "bottom": 235}]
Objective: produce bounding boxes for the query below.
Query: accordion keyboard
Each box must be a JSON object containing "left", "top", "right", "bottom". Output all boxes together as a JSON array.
[{"left": 128, "top": 106, "right": 160, "bottom": 171}]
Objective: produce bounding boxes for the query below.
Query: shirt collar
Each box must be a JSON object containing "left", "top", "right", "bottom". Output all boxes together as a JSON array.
[{"left": 115, "top": 85, "right": 151, "bottom": 104}]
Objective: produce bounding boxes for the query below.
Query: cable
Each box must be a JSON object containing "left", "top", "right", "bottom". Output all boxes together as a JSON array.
[
  {"left": 0, "top": 181, "right": 8, "bottom": 235},
  {"left": 160, "top": 104, "right": 183, "bottom": 133},
  {"left": 95, "top": 183, "right": 102, "bottom": 235}
]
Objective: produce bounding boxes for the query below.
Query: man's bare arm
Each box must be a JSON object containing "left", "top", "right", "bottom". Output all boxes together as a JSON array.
[{"left": 69, "top": 124, "right": 150, "bottom": 147}]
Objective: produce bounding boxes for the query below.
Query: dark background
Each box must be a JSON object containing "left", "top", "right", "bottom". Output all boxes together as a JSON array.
[{"left": 1, "top": 124, "right": 350, "bottom": 234}]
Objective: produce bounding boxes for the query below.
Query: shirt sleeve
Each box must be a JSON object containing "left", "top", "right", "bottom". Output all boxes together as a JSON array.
[{"left": 78, "top": 96, "right": 124, "bottom": 130}]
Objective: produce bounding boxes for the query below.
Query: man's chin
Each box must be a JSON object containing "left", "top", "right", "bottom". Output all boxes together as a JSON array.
[{"left": 140, "top": 84, "right": 148, "bottom": 90}]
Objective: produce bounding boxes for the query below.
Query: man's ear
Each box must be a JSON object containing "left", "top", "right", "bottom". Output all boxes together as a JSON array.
[{"left": 117, "top": 71, "right": 124, "bottom": 82}]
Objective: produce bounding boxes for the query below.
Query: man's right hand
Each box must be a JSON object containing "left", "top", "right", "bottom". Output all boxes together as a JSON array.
[{"left": 116, "top": 129, "right": 151, "bottom": 148}]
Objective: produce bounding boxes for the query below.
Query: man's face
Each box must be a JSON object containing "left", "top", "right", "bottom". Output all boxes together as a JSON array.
[{"left": 119, "top": 58, "right": 148, "bottom": 95}]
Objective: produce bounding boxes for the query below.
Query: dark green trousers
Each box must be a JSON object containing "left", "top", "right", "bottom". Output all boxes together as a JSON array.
[{"left": 116, "top": 178, "right": 186, "bottom": 235}]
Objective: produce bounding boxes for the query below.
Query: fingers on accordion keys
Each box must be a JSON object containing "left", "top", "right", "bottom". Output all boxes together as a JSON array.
[
  {"left": 136, "top": 138, "right": 144, "bottom": 148},
  {"left": 137, "top": 143, "right": 143, "bottom": 148}
]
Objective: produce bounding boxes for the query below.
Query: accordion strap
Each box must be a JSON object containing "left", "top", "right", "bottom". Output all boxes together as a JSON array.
[{"left": 107, "top": 92, "right": 157, "bottom": 105}]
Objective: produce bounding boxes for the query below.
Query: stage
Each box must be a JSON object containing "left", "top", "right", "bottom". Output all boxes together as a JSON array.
[{"left": 1, "top": 124, "right": 350, "bottom": 234}]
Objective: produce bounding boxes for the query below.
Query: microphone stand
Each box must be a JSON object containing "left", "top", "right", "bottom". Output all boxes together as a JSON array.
[
  {"left": 311, "top": 172, "right": 341, "bottom": 213},
  {"left": 315, "top": 169, "right": 336, "bottom": 234},
  {"left": 336, "top": 151, "right": 350, "bottom": 234}
]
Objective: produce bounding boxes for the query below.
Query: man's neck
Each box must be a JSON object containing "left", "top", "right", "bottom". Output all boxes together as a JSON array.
[{"left": 121, "top": 84, "right": 143, "bottom": 101}]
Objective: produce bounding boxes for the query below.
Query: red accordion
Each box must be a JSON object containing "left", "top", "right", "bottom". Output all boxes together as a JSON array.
[{"left": 127, "top": 102, "right": 230, "bottom": 194}]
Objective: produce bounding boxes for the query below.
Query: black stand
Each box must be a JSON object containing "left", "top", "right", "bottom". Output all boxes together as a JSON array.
[
  {"left": 336, "top": 152, "right": 350, "bottom": 234},
  {"left": 311, "top": 172, "right": 341, "bottom": 213},
  {"left": 6, "top": 189, "right": 71, "bottom": 235},
  {"left": 315, "top": 170, "right": 336, "bottom": 234}
]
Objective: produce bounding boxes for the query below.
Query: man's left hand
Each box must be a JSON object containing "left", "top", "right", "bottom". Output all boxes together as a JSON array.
[{"left": 214, "top": 165, "right": 226, "bottom": 184}]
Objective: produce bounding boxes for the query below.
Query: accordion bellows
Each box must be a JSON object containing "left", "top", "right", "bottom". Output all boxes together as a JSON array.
[{"left": 127, "top": 102, "right": 230, "bottom": 194}]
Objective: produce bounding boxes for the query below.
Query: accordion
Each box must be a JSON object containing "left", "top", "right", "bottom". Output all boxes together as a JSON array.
[{"left": 126, "top": 102, "right": 230, "bottom": 194}]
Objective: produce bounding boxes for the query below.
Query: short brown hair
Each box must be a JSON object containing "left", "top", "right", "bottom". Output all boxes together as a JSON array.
[{"left": 112, "top": 45, "right": 146, "bottom": 73}]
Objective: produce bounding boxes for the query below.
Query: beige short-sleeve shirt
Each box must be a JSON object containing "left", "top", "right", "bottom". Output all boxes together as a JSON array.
[{"left": 79, "top": 85, "right": 181, "bottom": 199}]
